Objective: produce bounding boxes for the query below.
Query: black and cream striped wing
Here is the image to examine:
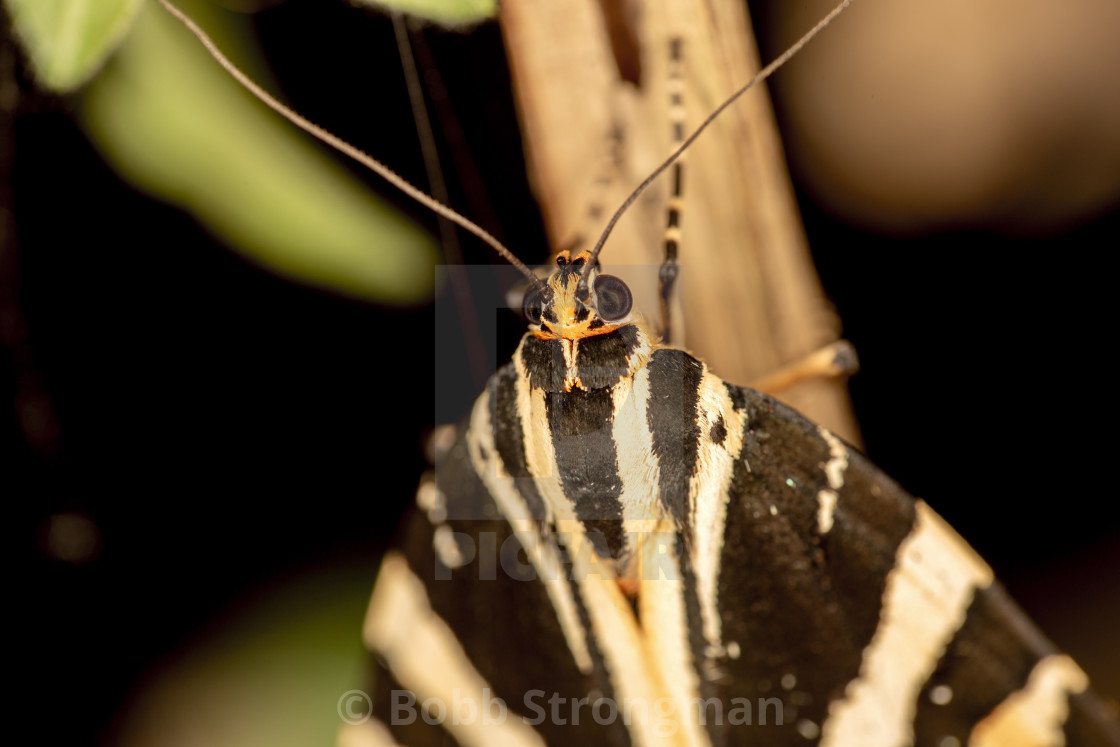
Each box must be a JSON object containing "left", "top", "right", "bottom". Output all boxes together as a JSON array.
[
  {"left": 703, "top": 366, "right": 1120, "bottom": 746},
  {"left": 360, "top": 350, "right": 1119, "bottom": 746}
]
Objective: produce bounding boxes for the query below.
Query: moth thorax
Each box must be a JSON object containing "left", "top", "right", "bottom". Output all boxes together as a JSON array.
[{"left": 516, "top": 325, "right": 651, "bottom": 394}]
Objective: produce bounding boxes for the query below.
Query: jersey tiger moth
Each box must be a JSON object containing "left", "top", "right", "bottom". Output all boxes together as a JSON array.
[
  {"left": 351, "top": 1, "right": 1120, "bottom": 747},
  {"left": 10, "top": 1, "right": 1120, "bottom": 747}
]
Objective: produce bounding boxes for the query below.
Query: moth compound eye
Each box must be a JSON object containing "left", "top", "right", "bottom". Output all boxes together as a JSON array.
[
  {"left": 593, "top": 275, "right": 632, "bottom": 321},
  {"left": 522, "top": 284, "right": 547, "bottom": 325}
]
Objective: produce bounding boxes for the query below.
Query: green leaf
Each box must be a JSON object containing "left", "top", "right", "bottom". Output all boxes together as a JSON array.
[
  {"left": 354, "top": 0, "right": 498, "bottom": 26},
  {"left": 113, "top": 564, "right": 376, "bottom": 747},
  {"left": 6, "top": 0, "right": 144, "bottom": 92},
  {"left": 79, "top": 0, "right": 438, "bottom": 304}
]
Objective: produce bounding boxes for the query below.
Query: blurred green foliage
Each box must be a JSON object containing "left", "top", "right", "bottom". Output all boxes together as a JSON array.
[
  {"left": 352, "top": 0, "right": 497, "bottom": 26},
  {"left": 7, "top": 0, "right": 143, "bottom": 91},
  {"left": 113, "top": 563, "right": 376, "bottom": 747},
  {"left": 9, "top": 0, "right": 445, "bottom": 303}
]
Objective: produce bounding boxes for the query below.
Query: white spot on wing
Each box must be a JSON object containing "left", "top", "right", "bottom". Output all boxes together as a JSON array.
[
  {"left": 819, "top": 426, "right": 850, "bottom": 489},
  {"left": 929, "top": 684, "right": 953, "bottom": 706},
  {"left": 416, "top": 478, "right": 447, "bottom": 524},
  {"left": 816, "top": 427, "right": 848, "bottom": 535},
  {"left": 817, "top": 489, "right": 838, "bottom": 534},
  {"left": 425, "top": 423, "right": 457, "bottom": 463},
  {"left": 433, "top": 524, "right": 466, "bottom": 568},
  {"left": 797, "top": 719, "right": 820, "bottom": 740}
]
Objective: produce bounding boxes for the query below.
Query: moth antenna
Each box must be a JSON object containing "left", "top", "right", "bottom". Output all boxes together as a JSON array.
[
  {"left": 156, "top": 0, "right": 542, "bottom": 288},
  {"left": 580, "top": 0, "right": 856, "bottom": 287}
]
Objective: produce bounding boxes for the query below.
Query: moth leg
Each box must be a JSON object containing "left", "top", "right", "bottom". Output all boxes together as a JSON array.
[
  {"left": 748, "top": 340, "right": 860, "bottom": 396},
  {"left": 659, "top": 37, "right": 686, "bottom": 347}
]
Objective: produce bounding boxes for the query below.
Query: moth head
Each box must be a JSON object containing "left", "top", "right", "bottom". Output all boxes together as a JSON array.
[{"left": 522, "top": 250, "right": 633, "bottom": 339}]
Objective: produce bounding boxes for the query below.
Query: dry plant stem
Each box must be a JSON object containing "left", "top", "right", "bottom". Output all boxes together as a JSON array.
[
  {"left": 501, "top": 0, "right": 861, "bottom": 444},
  {"left": 582, "top": 0, "right": 855, "bottom": 274}
]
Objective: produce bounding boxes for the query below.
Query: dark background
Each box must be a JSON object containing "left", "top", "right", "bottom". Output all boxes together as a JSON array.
[{"left": 7, "top": 1, "right": 1118, "bottom": 744}]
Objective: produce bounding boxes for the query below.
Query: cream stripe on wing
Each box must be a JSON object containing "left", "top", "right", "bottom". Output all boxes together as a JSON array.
[
  {"left": 969, "top": 654, "right": 1089, "bottom": 747},
  {"left": 515, "top": 352, "right": 573, "bottom": 526},
  {"left": 466, "top": 388, "right": 594, "bottom": 674},
  {"left": 640, "top": 529, "right": 712, "bottom": 747},
  {"left": 613, "top": 361, "right": 719, "bottom": 745},
  {"left": 816, "top": 426, "right": 849, "bottom": 535},
  {"left": 613, "top": 366, "right": 716, "bottom": 746},
  {"left": 690, "top": 372, "right": 747, "bottom": 660},
  {"left": 613, "top": 366, "right": 670, "bottom": 560},
  {"left": 364, "top": 553, "right": 546, "bottom": 747},
  {"left": 820, "top": 501, "right": 994, "bottom": 747},
  {"left": 580, "top": 567, "right": 699, "bottom": 747}
]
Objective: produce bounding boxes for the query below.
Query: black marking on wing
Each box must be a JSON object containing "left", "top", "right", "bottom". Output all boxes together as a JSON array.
[
  {"left": 646, "top": 349, "right": 703, "bottom": 529},
  {"left": 546, "top": 388, "right": 625, "bottom": 558},
  {"left": 713, "top": 385, "right": 917, "bottom": 745},
  {"left": 520, "top": 336, "right": 566, "bottom": 391},
  {"left": 709, "top": 413, "right": 727, "bottom": 446},
  {"left": 377, "top": 362, "right": 1120, "bottom": 745},
  {"left": 915, "top": 584, "right": 1120, "bottom": 745},
  {"left": 914, "top": 583, "right": 1052, "bottom": 742},
  {"left": 490, "top": 363, "right": 548, "bottom": 520},
  {"left": 576, "top": 325, "right": 642, "bottom": 389},
  {"left": 724, "top": 380, "right": 749, "bottom": 413}
]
